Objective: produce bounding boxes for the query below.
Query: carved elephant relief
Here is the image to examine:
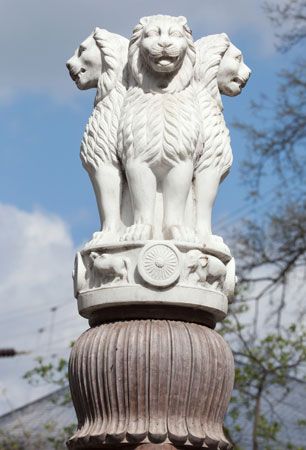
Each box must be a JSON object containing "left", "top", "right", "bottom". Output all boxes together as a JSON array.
[{"left": 182, "top": 249, "right": 236, "bottom": 297}]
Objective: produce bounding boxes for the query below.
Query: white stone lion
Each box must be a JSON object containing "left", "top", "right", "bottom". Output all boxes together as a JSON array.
[
  {"left": 66, "top": 28, "right": 129, "bottom": 245},
  {"left": 193, "top": 33, "right": 251, "bottom": 248},
  {"left": 118, "top": 15, "right": 202, "bottom": 241},
  {"left": 67, "top": 19, "right": 251, "bottom": 249}
]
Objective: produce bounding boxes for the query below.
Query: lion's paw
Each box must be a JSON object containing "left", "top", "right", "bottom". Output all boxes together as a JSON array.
[
  {"left": 203, "top": 234, "right": 231, "bottom": 255},
  {"left": 84, "top": 229, "right": 120, "bottom": 250},
  {"left": 121, "top": 224, "right": 153, "bottom": 242},
  {"left": 164, "top": 225, "right": 197, "bottom": 242}
]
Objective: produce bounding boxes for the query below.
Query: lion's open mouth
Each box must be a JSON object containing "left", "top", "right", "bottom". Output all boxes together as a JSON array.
[
  {"left": 232, "top": 76, "right": 246, "bottom": 87},
  {"left": 153, "top": 55, "right": 179, "bottom": 67},
  {"left": 70, "top": 68, "right": 86, "bottom": 82}
]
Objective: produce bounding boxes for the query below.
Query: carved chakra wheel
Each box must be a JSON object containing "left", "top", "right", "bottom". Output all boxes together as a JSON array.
[
  {"left": 138, "top": 242, "right": 181, "bottom": 287},
  {"left": 66, "top": 13, "right": 251, "bottom": 450}
]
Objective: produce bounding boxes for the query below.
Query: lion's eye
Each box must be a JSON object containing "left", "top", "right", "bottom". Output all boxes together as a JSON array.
[
  {"left": 169, "top": 30, "right": 183, "bottom": 37},
  {"left": 145, "top": 29, "right": 159, "bottom": 37},
  {"left": 78, "top": 46, "right": 86, "bottom": 57}
]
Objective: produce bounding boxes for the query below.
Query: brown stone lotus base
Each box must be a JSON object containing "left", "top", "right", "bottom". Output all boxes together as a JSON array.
[
  {"left": 67, "top": 320, "right": 234, "bottom": 450},
  {"left": 68, "top": 444, "right": 203, "bottom": 450},
  {"left": 70, "top": 445, "right": 207, "bottom": 450}
]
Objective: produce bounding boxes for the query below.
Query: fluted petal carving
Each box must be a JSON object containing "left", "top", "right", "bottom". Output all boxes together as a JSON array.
[
  {"left": 148, "top": 321, "right": 171, "bottom": 443},
  {"left": 68, "top": 320, "right": 234, "bottom": 449},
  {"left": 126, "top": 320, "right": 150, "bottom": 442},
  {"left": 167, "top": 322, "right": 191, "bottom": 444}
]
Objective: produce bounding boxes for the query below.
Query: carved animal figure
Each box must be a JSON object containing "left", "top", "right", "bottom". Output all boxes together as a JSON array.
[
  {"left": 193, "top": 35, "right": 251, "bottom": 250},
  {"left": 66, "top": 20, "right": 250, "bottom": 251},
  {"left": 89, "top": 252, "right": 131, "bottom": 284},
  {"left": 223, "top": 257, "right": 237, "bottom": 301},
  {"left": 66, "top": 28, "right": 129, "bottom": 245},
  {"left": 73, "top": 252, "right": 87, "bottom": 297},
  {"left": 118, "top": 15, "right": 201, "bottom": 242},
  {"left": 183, "top": 250, "right": 227, "bottom": 289},
  {"left": 217, "top": 42, "right": 251, "bottom": 97}
]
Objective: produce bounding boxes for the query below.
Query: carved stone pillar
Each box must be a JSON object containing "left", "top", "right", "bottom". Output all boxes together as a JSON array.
[
  {"left": 68, "top": 239, "right": 236, "bottom": 449},
  {"left": 67, "top": 320, "right": 234, "bottom": 449},
  {"left": 66, "top": 13, "right": 251, "bottom": 450}
]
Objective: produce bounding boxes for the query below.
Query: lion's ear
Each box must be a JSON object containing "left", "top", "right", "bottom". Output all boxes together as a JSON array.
[
  {"left": 177, "top": 15, "right": 187, "bottom": 25},
  {"left": 139, "top": 16, "right": 149, "bottom": 26},
  {"left": 177, "top": 16, "right": 192, "bottom": 36},
  {"left": 177, "top": 15, "right": 191, "bottom": 33},
  {"left": 220, "top": 32, "right": 229, "bottom": 41}
]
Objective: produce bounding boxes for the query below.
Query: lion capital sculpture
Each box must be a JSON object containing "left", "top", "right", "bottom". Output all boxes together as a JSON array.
[
  {"left": 118, "top": 15, "right": 202, "bottom": 242},
  {"left": 67, "top": 15, "right": 250, "bottom": 250}
]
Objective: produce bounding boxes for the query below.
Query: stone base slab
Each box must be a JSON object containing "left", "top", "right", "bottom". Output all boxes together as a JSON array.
[
  {"left": 78, "top": 285, "right": 227, "bottom": 327},
  {"left": 73, "top": 241, "right": 235, "bottom": 325}
]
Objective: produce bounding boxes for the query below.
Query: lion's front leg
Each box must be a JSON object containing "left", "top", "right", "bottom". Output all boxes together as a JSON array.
[
  {"left": 194, "top": 168, "right": 230, "bottom": 253},
  {"left": 123, "top": 160, "right": 156, "bottom": 241},
  {"left": 87, "top": 163, "right": 123, "bottom": 246},
  {"left": 194, "top": 168, "right": 219, "bottom": 238},
  {"left": 162, "top": 160, "right": 195, "bottom": 242}
]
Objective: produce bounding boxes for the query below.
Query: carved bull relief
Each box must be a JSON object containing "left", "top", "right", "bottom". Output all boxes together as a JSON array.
[{"left": 88, "top": 252, "right": 131, "bottom": 287}]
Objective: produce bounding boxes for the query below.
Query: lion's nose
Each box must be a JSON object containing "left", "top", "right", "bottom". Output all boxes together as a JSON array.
[
  {"left": 66, "top": 56, "right": 77, "bottom": 72},
  {"left": 158, "top": 41, "right": 171, "bottom": 48}
]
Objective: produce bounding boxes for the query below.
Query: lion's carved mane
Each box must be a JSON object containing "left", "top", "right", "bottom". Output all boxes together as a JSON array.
[
  {"left": 81, "top": 28, "right": 128, "bottom": 172},
  {"left": 195, "top": 34, "right": 230, "bottom": 108},
  {"left": 118, "top": 16, "right": 201, "bottom": 167},
  {"left": 194, "top": 34, "right": 233, "bottom": 180}
]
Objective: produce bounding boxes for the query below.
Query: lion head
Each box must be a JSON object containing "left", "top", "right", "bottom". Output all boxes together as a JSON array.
[
  {"left": 128, "top": 15, "right": 196, "bottom": 93},
  {"left": 195, "top": 34, "right": 251, "bottom": 106},
  {"left": 217, "top": 43, "right": 251, "bottom": 96},
  {"left": 66, "top": 28, "right": 128, "bottom": 104}
]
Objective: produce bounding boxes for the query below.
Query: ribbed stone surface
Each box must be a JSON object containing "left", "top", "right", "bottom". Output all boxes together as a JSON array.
[{"left": 68, "top": 320, "right": 234, "bottom": 449}]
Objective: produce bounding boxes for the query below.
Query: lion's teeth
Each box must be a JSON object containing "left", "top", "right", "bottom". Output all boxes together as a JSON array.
[{"left": 159, "top": 59, "right": 171, "bottom": 66}]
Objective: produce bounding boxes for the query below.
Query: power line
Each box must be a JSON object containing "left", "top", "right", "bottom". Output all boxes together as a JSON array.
[
  {"left": 0, "top": 348, "right": 29, "bottom": 357},
  {"left": 3, "top": 315, "right": 86, "bottom": 344},
  {"left": 0, "top": 299, "right": 74, "bottom": 324}
]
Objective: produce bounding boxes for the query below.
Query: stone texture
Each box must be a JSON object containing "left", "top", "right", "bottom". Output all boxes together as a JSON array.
[
  {"left": 66, "top": 16, "right": 251, "bottom": 252},
  {"left": 68, "top": 320, "right": 234, "bottom": 449},
  {"left": 66, "top": 14, "right": 252, "bottom": 321},
  {"left": 74, "top": 241, "right": 235, "bottom": 325},
  {"left": 66, "top": 14, "right": 251, "bottom": 450}
]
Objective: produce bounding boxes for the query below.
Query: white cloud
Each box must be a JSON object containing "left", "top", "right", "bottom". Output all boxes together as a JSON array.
[
  {"left": 0, "top": 204, "right": 86, "bottom": 416},
  {"left": 0, "top": 0, "right": 274, "bottom": 101}
]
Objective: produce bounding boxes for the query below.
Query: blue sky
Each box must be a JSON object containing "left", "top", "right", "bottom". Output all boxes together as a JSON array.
[
  {"left": 0, "top": 0, "right": 291, "bottom": 415},
  {"left": 0, "top": 0, "right": 287, "bottom": 244}
]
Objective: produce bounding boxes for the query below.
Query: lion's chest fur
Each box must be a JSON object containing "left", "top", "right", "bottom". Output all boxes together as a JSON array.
[
  {"left": 119, "top": 85, "right": 201, "bottom": 167},
  {"left": 81, "top": 85, "right": 125, "bottom": 171}
]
